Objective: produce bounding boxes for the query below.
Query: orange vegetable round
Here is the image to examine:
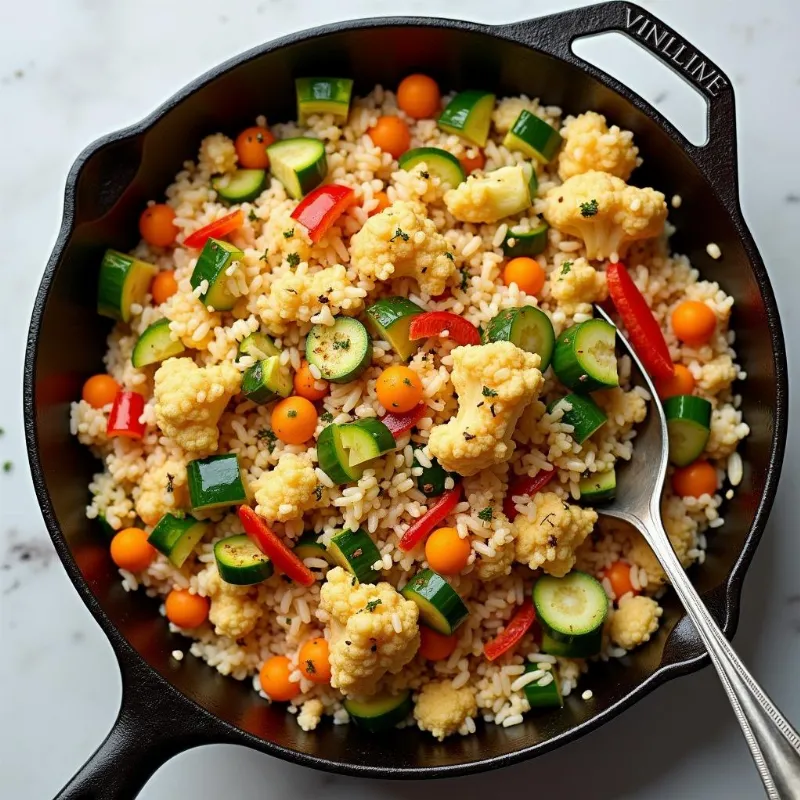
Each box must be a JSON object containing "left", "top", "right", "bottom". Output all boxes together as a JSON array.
[
  {"left": 110, "top": 528, "right": 156, "bottom": 572},
  {"left": 672, "top": 460, "right": 718, "bottom": 498},
  {"left": 271, "top": 396, "right": 319, "bottom": 444},
  {"left": 425, "top": 527, "right": 471, "bottom": 576},
  {"left": 235, "top": 125, "right": 275, "bottom": 169},
  {"left": 397, "top": 74, "right": 441, "bottom": 119},
  {"left": 503, "top": 257, "right": 546, "bottom": 296},
  {"left": 139, "top": 204, "right": 178, "bottom": 248},
  {"left": 259, "top": 655, "right": 300, "bottom": 701},
  {"left": 603, "top": 561, "right": 637, "bottom": 600},
  {"left": 418, "top": 626, "right": 458, "bottom": 661},
  {"left": 459, "top": 149, "right": 486, "bottom": 174},
  {"left": 293, "top": 361, "right": 329, "bottom": 401},
  {"left": 165, "top": 589, "right": 210, "bottom": 629},
  {"left": 671, "top": 300, "right": 717, "bottom": 346},
  {"left": 151, "top": 271, "right": 179, "bottom": 305},
  {"left": 656, "top": 363, "right": 695, "bottom": 400},
  {"left": 367, "top": 116, "right": 411, "bottom": 159},
  {"left": 376, "top": 365, "right": 424, "bottom": 413},
  {"left": 369, "top": 190, "right": 391, "bottom": 216},
  {"left": 82, "top": 374, "right": 120, "bottom": 409},
  {"left": 298, "top": 637, "right": 332, "bottom": 684}
]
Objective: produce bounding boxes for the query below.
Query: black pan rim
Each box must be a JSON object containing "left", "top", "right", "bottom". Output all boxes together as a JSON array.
[{"left": 23, "top": 9, "right": 789, "bottom": 779}]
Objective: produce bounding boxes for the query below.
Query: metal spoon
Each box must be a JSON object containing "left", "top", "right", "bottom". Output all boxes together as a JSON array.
[{"left": 593, "top": 305, "right": 800, "bottom": 799}]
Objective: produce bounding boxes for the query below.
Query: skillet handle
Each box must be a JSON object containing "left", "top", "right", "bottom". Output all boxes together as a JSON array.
[{"left": 498, "top": 1, "right": 738, "bottom": 192}]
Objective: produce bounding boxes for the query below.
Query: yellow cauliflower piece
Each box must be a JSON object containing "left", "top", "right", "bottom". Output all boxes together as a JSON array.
[
  {"left": 549, "top": 257, "right": 608, "bottom": 311},
  {"left": 428, "top": 342, "right": 543, "bottom": 477},
  {"left": 543, "top": 171, "right": 667, "bottom": 261},
  {"left": 558, "top": 111, "right": 639, "bottom": 181},
  {"left": 319, "top": 567, "right": 420, "bottom": 697},
  {"left": 609, "top": 595, "right": 662, "bottom": 650},
  {"left": 134, "top": 458, "right": 188, "bottom": 527},
  {"left": 414, "top": 680, "right": 477, "bottom": 740},
  {"left": 154, "top": 357, "right": 241, "bottom": 454},
  {"left": 256, "top": 263, "right": 365, "bottom": 335},
  {"left": 251, "top": 453, "right": 319, "bottom": 523},
  {"left": 514, "top": 492, "right": 597, "bottom": 576},
  {"left": 206, "top": 569, "right": 262, "bottom": 638},
  {"left": 443, "top": 164, "right": 534, "bottom": 224},
  {"left": 349, "top": 200, "right": 456, "bottom": 296}
]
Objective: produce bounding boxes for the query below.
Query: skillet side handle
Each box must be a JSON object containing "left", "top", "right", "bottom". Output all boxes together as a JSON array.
[{"left": 498, "top": 1, "right": 738, "bottom": 192}]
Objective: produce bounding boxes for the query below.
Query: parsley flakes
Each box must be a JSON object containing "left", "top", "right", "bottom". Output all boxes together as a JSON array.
[
  {"left": 390, "top": 228, "right": 409, "bottom": 242},
  {"left": 320, "top": 411, "right": 334, "bottom": 424},
  {"left": 286, "top": 253, "right": 300, "bottom": 267},
  {"left": 478, "top": 506, "right": 493, "bottom": 523},
  {"left": 482, "top": 386, "right": 498, "bottom": 398},
  {"left": 445, "top": 251, "right": 455, "bottom": 262},
  {"left": 332, "top": 338, "right": 350, "bottom": 350},
  {"left": 283, "top": 228, "right": 295, "bottom": 238},
  {"left": 305, "top": 659, "right": 316, "bottom": 674},
  {"left": 365, "top": 599, "right": 382, "bottom": 612},
  {"left": 287, "top": 409, "right": 298, "bottom": 418},
  {"left": 561, "top": 261, "right": 573, "bottom": 275},
  {"left": 580, "top": 199, "right": 599, "bottom": 217},
  {"left": 248, "top": 209, "right": 258, "bottom": 222}
]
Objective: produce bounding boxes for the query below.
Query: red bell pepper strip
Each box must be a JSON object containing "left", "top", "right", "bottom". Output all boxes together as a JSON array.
[
  {"left": 183, "top": 209, "right": 244, "bottom": 250},
  {"left": 398, "top": 485, "right": 462, "bottom": 552},
  {"left": 606, "top": 262, "right": 674, "bottom": 382},
  {"left": 106, "top": 391, "right": 146, "bottom": 439},
  {"left": 290, "top": 183, "right": 354, "bottom": 244},
  {"left": 483, "top": 600, "right": 536, "bottom": 661},
  {"left": 238, "top": 506, "right": 315, "bottom": 587},
  {"left": 408, "top": 311, "right": 481, "bottom": 346},
  {"left": 381, "top": 403, "right": 427, "bottom": 438},
  {"left": 503, "top": 469, "right": 556, "bottom": 521}
]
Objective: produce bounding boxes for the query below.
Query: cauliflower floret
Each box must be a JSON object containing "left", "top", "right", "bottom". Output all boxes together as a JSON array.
[
  {"left": 319, "top": 567, "right": 420, "bottom": 697},
  {"left": 414, "top": 680, "right": 477, "bottom": 740},
  {"left": 206, "top": 568, "right": 262, "bottom": 638},
  {"left": 260, "top": 199, "right": 312, "bottom": 265},
  {"left": 349, "top": 200, "right": 456, "bottom": 296},
  {"left": 154, "top": 357, "right": 241, "bottom": 454},
  {"left": 428, "top": 342, "right": 543, "bottom": 477},
  {"left": 297, "top": 698, "right": 325, "bottom": 732},
  {"left": 543, "top": 171, "right": 667, "bottom": 261},
  {"left": 444, "top": 164, "right": 534, "bottom": 224},
  {"left": 198, "top": 133, "right": 237, "bottom": 174},
  {"left": 256, "top": 263, "right": 365, "bottom": 335},
  {"left": 609, "top": 595, "right": 662, "bottom": 650},
  {"left": 134, "top": 457, "right": 188, "bottom": 527},
  {"left": 549, "top": 257, "right": 608, "bottom": 312},
  {"left": 558, "top": 111, "right": 640, "bottom": 181},
  {"left": 472, "top": 510, "right": 516, "bottom": 581},
  {"left": 514, "top": 492, "right": 597, "bottom": 576},
  {"left": 251, "top": 452, "right": 319, "bottom": 522}
]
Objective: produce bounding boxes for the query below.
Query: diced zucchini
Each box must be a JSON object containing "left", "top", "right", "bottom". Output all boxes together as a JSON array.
[
  {"left": 401, "top": 569, "right": 468, "bottom": 635},
  {"left": 296, "top": 77, "right": 354, "bottom": 123},
  {"left": 97, "top": 249, "right": 157, "bottom": 322},
  {"left": 305, "top": 316, "right": 372, "bottom": 383},
  {"left": 579, "top": 468, "right": 617, "bottom": 502},
  {"left": 214, "top": 533, "right": 274, "bottom": 585},
  {"left": 131, "top": 318, "right": 185, "bottom": 368},
  {"left": 327, "top": 528, "right": 382, "bottom": 583},
  {"left": 211, "top": 169, "right": 267, "bottom": 204},
  {"left": 148, "top": 513, "right": 208, "bottom": 568},
  {"left": 552, "top": 319, "right": 619, "bottom": 392},
  {"left": 503, "top": 110, "right": 563, "bottom": 164},
  {"left": 523, "top": 663, "right": 563, "bottom": 709},
  {"left": 413, "top": 446, "right": 454, "bottom": 498},
  {"left": 317, "top": 419, "right": 395, "bottom": 484},
  {"left": 344, "top": 690, "right": 412, "bottom": 733},
  {"left": 365, "top": 297, "right": 424, "bottom": 361},
  {"left": 664, "top": 394, "right": 712, "bottom": 467},
  {"left": 438, "top": 90, "right": 496, "bottom": 146},
  {"left": 266, "top": 137, "right": 328, "bottom": 199},
  {"left": 236, "top": 332, "right": 280, "bottom": 362},
  {"left": 241, "top": 356, "right": 293, "bottom": 404},
  {"left": 398, "top": 147, "right": 466, "bottom": 189},
  {"left": 483, "top": 306, "right": 555, "bottom": 371},
  {"left": 502, "top": 223, "right": 549, "bottom": 258},
  {"left": 533, "top": 572, "right": 608, "bottom": 659},
  {"left": 548, "top": 394, "right": 608, "bottom": 444},
  {"left": 294, "top": 532, "right": 335, "bottom": 564},
  {"left": 187, "top": 454, "right": 248, "bottom": 512},
  {"left": 190, "top": 238, "right": 243, "bottom": 312},
  {"left": 317, "top": 423, "right": 361, "bottom": 484}
]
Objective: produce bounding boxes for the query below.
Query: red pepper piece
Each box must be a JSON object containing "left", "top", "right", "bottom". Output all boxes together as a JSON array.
[
  {"left": 290, "top": 183, "right": 354, "bottom": 244},
  {"left": 106, "top": 391, "right": 146, "bottom": 439},
  {"left": 483, "top": 600, "right": 536, "bottom": 661},
  {"left": 398, "top": 485, "right": 462, "bottom": 552},
  {"left": 606, "top": 261, "right": 674, "bottom": 381},
  {"left": 183, "top": 209, "right": 244, "bottom": 250},
  {"left": 238, "top": 506, "right": 315, "bottom": 587},
  {"left": 381, "top": 403, "right": 427, "bottom": 438},
  {"left": 503, "top": 469, "right": 556, "bottom": 521},
  {"left": 408, "top": 311, "right": 481, "bottom": 346}
]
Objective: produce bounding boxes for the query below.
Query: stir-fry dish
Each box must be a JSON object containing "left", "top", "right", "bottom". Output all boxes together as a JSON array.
[{"left": 72, "top": 74, "right": 749, "bottom": 739}]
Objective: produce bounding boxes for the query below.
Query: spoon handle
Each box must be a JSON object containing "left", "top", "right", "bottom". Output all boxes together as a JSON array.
[{"left": 644, "top": 515, "right": 800, "bottom": 798}]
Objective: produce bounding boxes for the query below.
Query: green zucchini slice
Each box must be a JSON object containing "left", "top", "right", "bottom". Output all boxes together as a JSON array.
[
  {"left": 438, "top": 90, "right": 495, "bottom": 146},
  {"left": 294, "top": 533, "right": 335, "bottom": 564},
  {"left": 664, "top": 394, "right": 712, "bottom": 467},
  {"left": 212, "top": 169, "right": 267, "bottom": 204},
  {"left": 552, "top": 318, "right": 619, "bottom": 392},
  {"left": 236, "top": 332, "right": 280, "bottom": 362},
  {"left": 502, "top": 223, "right": 549, "bottom": 258},
  {"left": 97, "top": 249, "right": 157, "bottom": 322},
  {"left": 148, "top": 513, "right": 208, "bottom": 567},
  {"left": 578, "top": 468, "right": 617, "bottom": 502},
  {"left": 187, "top": 454, "right": 248, "bottom": 512},
  {"left": 305, "top": 316, "right": 372, "bottom": 383},
  {"left": 190, "top": 238, "right": 243, "bottom": 312},
  {"left": 398, "top": 147, "right": 466, "bottom": 189},
  {"left": 266, "top": 137, "right": 328, "bottom": 199},
  {"left": 344, "top": 690, "right": 412, "bottom": 733},
  {"left": 548, "top": 394, "right": 608, "bottom": 444},
  {"left": 365, "top": 297, "right": 424, "bottom": 361},
  {"left": 317, "top": 419, "right": 395, "bottom": 484},
  {"left": 523, "top": 663, "right": 564, "bottom": 709},
  {"left": 401, "top": 569, "right": 468, "bottom": 635},
  {"left": 241, "top": 356, "right": 293, "bottom": 405},
  {"left": 483, "top": 306, "right": 555, "bottom": 370},
  {"left": 296, "top": 77, "right": 353, "bottom": 123},
  {"left": 327, "top": 528, "right": 382, "bottom": 583},
  {"left": 131, "top": 318, "right": 185, "bottom": 368},
  {"left": 503, "top": 110, "right": 563, "bottom": 164},
  {"left": 214, "top": 533, "right": 274, "bottom": 585}
]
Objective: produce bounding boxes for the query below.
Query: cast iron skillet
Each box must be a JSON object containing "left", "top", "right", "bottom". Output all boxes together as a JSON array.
[{"left": 25, "top": 2, "right": 787, "bottom": 797}]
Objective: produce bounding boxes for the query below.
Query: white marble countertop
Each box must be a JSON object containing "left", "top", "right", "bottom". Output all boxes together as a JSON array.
[{"left": 2, "top": 0, "right": 799, "bottom": 797}]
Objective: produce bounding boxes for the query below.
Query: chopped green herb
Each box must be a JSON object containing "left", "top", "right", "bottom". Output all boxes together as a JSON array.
[
  {"left": 460, "top": 269, "right": 469, "bottom": 291},
  {"left": 287, "top": 409, "right": 298, "bottom": 418},
  {"left": 287, "top": 253, "right": 301, "bottom": 267},
  {"left": 351, "top": 576, "right": 357, "bottom": 586},
  {"left": 314, "top": 484, "right": 323, "bottom": 501},
  {"left": 259, "top": 250, "right": 269, "bottom": 262},
  {"left": 332, "top": 338, "right": 351, "bottom": 350},
  {"left": 248, "top": 209, "right": 258, "bottom": 222},
  {"left": 285, "top": 617, "right": 292, "bottom": 624},
  {"left": 320, "top": 411, "right": 334, "bottom": 424},
  {"left": 305, "top": 659, "right": 316, "bottom": 674},
  {"left": 445, "top": 251, "right": 455, "bottom": 261},
  {"left": 478, "top": 506, "right": 493, "bottom": 523},
  {"left": 419, "top": 170, "right": 430, "bottom": 179},
  {"left": 2, "top": 461, "right": 12, "bottom": 473},
  {"left": 166, "top": 473, "right": 175, "bottom": 493},
  {"left": 482, "top": 386, "right": 498, "bottom": 398},
  {"left": 256, "top": 429, "right": 278, "bottom": 450},
  {"left": 365, "top": 599, "right": 382, "bottom": 612},
  {"left": 580, "top": 199, "right": 599, "bottom": 218},
  {"left": 283, "top": 228, "right": 295, "bottom": 239},
  {"left": 390, "top": 228, "right": 410, "bottom": 242},
  {"left": 403, "top": 377, "right": 413, "bottom": 387},
  {"left": 561, "top": 261, "right": 573, "bottom": 275}
]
